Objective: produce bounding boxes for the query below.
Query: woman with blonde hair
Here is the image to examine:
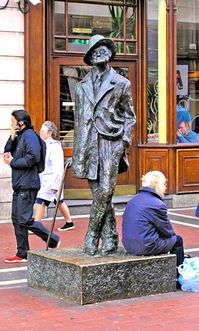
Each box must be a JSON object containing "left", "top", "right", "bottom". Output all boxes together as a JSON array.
[{"left": 122, "top": 171, "right": 184, "bottom": 268}]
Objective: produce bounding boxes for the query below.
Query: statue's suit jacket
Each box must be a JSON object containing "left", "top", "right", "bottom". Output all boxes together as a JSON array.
[{"left": 72, "top": 67, "right": 136, "bottom": 180}]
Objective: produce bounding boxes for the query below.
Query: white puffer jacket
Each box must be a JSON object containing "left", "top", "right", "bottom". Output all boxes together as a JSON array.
[{"left": 37, "top": 138, "right": 64, "bottom": 201}]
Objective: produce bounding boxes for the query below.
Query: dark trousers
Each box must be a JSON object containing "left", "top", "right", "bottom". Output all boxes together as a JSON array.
[
  {"left": 170, "top": 235, "right": 184, "bottom": 267},
  {"left": 12, "top": 190, "right": 59, "bottom": 259}
]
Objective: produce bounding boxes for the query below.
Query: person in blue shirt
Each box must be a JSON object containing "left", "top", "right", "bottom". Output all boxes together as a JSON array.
[
  {"left": 176, "top": 107, "right": 199, "bottom": 143},
  {"left": 177, "top": 121, "right": 199, "bottom": 143}
]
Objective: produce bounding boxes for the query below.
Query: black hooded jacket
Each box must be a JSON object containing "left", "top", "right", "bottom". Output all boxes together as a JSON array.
[{"left": 4, "top": 128, "right": 41, "bottom": 191}]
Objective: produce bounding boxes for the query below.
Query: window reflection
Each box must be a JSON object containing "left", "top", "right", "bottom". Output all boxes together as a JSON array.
[
  {"left": 177, "top": 0, "right": 199, "bottom": 142},
  {"left": 60, "top": 66, "right": 90, "bottom": 147},
  {"left": 147, "top": 1, "right": 159, "bottom": 143},
  {"left": 54, "top": 1, "right": 137, "bottom": 55},
  {"left": 55, "top": 38, "right": 66, "bottom": 51},
  {"left": 54, "top": 1, "right": 65, "bottom": 35},
  {"left": 60, "top": 66, "right": 129, "bottom": 147}
]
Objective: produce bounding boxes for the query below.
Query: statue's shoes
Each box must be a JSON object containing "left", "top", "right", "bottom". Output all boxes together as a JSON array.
[
  {"left": 101, "top": 237, "right": 118, "bottom": 256},
  {"left": 83, "top": 245, "right": 98, "bottom": 256},
  {"left": 84, "top": 234, "right": 99, "bottom": 256},
  {"left": 101, "top": 244, "right": 118, "bottom": 256}
]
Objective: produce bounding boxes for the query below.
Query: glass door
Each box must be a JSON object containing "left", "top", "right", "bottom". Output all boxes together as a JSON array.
[
  {"left": 51, "top": 58, "right": 137, "bottom": 197},
  {"left": 60, "top": 65, "right": 91, "bottom": 148},
  {"left": 176, "top": 0, "right": 199, "bottom": 140}
]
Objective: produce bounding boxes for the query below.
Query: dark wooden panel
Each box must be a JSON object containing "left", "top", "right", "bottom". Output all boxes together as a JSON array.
[
  {"left": 176, "top": 149, "right": 199, "bottom": 193},
  {"left": 24, "top": 3, "right": 46, "bottom": 132},
  {"left": 139, "top": 148, "right": 169, "bottom": 177},
  {"left": 138, "top": 147, "right": 176, "bottom": 194}
]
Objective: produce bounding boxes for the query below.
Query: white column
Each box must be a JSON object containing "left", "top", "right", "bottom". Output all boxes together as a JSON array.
[{"left": 0, "top": 0, "right": 24, "bottom": 219}]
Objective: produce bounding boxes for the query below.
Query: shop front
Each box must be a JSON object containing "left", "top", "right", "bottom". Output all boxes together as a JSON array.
[
  {"left": 140, "top": 0, "right": 199, "bottom": 198},
  {"left": 25, "top": 0, "right": 199, "bottom": 202}
]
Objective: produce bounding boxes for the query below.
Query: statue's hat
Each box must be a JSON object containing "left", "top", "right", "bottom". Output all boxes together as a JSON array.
[{"left": 83, "top": 35, "right": 116, "bottom": 65}]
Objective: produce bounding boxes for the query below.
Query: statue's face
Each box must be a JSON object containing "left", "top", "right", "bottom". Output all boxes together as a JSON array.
[{"left": 90, "top": 45, "right": 112, "bottom": 66}]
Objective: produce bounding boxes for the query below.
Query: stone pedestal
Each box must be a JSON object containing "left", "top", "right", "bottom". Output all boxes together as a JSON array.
[{"left": 27, "top": 247, "right": 176, "bottom": 305}]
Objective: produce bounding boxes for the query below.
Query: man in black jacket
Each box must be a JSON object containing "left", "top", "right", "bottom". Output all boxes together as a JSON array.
[{"left": 4, "top": 109, "right": 60, "bottom": 263}]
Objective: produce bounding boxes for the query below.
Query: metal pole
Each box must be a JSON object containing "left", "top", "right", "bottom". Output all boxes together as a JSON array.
[{"left": 46, "top": 158, "right": 72, "bottom": 251}]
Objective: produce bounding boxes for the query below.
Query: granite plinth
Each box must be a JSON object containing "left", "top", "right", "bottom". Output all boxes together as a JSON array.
[{"left": 27, "top": 247, "right": 176, "bottom": 305}]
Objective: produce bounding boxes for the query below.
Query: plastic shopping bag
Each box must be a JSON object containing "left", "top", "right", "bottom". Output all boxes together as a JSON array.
[{"left": 178, "top": 256, "right": 199, "bottom": 292}]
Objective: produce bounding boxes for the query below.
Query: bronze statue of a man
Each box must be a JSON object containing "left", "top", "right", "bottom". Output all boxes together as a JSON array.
[{"left": 72, "top": 35, "right": 136, "bottom": 256}]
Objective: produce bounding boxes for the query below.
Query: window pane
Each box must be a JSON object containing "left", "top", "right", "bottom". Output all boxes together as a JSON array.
[
  {"left": 60, "top": 66, "right": 91, "bottom": 147},
  {"left": 126, "top": 41, "right": 136, "bottom": 54},
  {"left": 67, "top": 2, "right": 136, "bottom": 54},
  {"left": 55, "top": 1, "right": 65, "bottom": 35},
  {"left": 177, "top": 0, "right": 199, "bottom": 143},
  {"left": 147, "top": 0, "right": 167, "bottom": 144},
  {"left": 147, "top": 1, "right": 159, "bottom": 143},
  {"left": 59, "top": 65, "right": 129, "bottom": 147},
  {"left": 68, "top": 38, "right": 89, "bottom": 52},
  {"left": 68, "top": 4, "right": 117, "bottom": 39},
  {"left": 54, "top": 1, "right": 137, "bottom": 55},
  {"left": 126, "top": 6, "right": 136, "bottom": 40},
  {"left": 109, "top": 5, "right": 124, "bottom": 38},
  {"left": 55, "top": 38, "right": 66, "bottom": 50},
  {"left": 126, "top": 0, "right": 137, "bottom": 5}
]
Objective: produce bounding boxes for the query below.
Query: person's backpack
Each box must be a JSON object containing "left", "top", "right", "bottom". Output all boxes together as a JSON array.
[{"left": 35, "top": 133, "right": 46, "bottom": 173}]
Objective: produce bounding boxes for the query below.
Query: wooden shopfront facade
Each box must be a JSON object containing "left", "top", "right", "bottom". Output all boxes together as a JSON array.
[{"left": 24, "top": 0, "right": 199, "bottom": 201}]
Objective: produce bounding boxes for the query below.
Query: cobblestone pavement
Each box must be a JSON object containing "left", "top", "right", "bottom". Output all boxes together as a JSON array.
[{"left": 0, "top": 207, "right": 199, "bottom": 331}]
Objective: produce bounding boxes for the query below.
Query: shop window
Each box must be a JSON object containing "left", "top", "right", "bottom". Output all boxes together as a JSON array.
[
  {"left": 60, "top": 65, "right": 129, "bottom": 147},
  {"left": 147, "top": 0, "right": 167, "bottom": 144},
  {"left": 177, "top": 0, "right": 199, "bottom": 143},
  {"left": 53, "top": 0, "right": 137, "bottom": 56}
]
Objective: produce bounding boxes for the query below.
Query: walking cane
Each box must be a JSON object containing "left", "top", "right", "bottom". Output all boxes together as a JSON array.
[{"left": 46, "top": 158, "right": 72, "bottom": 251}]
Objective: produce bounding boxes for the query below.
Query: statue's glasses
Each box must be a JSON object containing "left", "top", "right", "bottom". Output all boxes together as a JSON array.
[{"left": 91, "top": 46, "right": 110, "bottom": 57}]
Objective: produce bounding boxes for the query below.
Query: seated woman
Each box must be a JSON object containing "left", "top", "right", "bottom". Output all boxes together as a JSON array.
[{"left": 122, "top": 171, "right": 184, "bottom": 268}]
